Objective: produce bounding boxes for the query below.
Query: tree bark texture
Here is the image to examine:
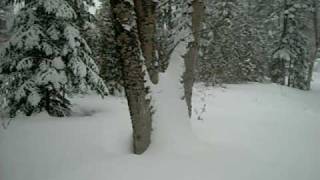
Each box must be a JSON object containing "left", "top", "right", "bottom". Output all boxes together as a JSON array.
[
  {"left": 183, "top": 0, "right": 205, "bottom": 117},
  {"left": 0, "top": 1, "right": 10, "bottom": 45},
  {"left": 110, "top": 0, "right": 152, "bottom": 154},
  {"left": 307, "top": 0, "right": 319, "bottom": 90},
  {"left": 133, "top": 0, "right": 159, "bottom": 84},
  {"left": 271, "top": 0, "right": 288, "bottom": 86}
]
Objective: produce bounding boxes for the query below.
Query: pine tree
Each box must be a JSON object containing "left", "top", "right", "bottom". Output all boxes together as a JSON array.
[
  {"left": 197, "top": 0, "right": 265, "bottom": 85},
  {"left": 155, "top": 0, "right": 174, "bottom": 72},
  {"left": 96, "top": 0, "right": 123, "bottom": 94},
  {"left": 271, "top": 0, "right": 311, "bottom": 90},
  {"left": 0, "top": 0, "right": 107, "bottom": 117},
  {"left": 156, "top": 0, "right": 191, "bottom": 73}
]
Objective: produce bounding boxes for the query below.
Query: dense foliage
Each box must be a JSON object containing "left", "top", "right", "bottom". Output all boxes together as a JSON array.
[{"left": 0, "top": 0, "right": 106, "bottom": 117}]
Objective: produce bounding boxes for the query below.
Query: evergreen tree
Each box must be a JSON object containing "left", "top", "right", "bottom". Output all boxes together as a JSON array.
[
  {"left": 96, "top": 0, "right": 122, "bottom": 94},
  {"left": 271, "top": 0, "right": 311, "bottom": 90},
  {"left": 198, "top": 0, "right": 265, "bottom": 85},
  {"left": 156, "top": 0, "right": 191, "bottom": 72},
  {"left": 155, "top": 0, "right": 174, "bottom": 72},
  {"left": 0, "top": 0, "right": 107, "bottom": 117}
]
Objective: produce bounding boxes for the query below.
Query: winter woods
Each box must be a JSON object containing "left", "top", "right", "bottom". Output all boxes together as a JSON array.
[{"left": 1, "top": 0, "right": 319, "bottom": 154}]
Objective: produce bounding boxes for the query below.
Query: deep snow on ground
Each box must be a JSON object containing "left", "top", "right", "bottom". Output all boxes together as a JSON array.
[
  {"left": 192, "top": 73, "right": 320, "bottom": 180},
  {"left": 1, "top": 70, "right": 320, "bottom": 179}
]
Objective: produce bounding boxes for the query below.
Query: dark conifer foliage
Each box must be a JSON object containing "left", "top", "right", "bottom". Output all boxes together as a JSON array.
[{"left": 0, "top": 0, "right": 106, "bottom": 117}]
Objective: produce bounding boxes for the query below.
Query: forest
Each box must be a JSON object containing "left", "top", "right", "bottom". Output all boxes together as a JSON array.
[{"left": 0, "top": 0, "right": 320, "bottom": 180}]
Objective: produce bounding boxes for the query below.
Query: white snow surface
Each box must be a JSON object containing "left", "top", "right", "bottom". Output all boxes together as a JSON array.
[{"left": 1, "top": 57, "right": 320, "bottom": 179}]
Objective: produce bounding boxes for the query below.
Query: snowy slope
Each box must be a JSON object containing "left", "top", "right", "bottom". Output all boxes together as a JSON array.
[
  {"left": 192, "top": 73, "right": 320, "bottom": 180},
  {"left": 1, "top": 71, "right": 320, "bottom": 180}
]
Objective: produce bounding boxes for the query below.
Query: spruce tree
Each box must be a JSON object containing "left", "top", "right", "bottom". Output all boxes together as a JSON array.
[
  {"left": 156, "top": 0, "right": 191, "bottom": 73},
  {"left": 96, "top": 0, "right": 123, "bottom": 94},
  {"left": 271, "top": 0, "right": 311, "bottom": 90},
  {"left": 0, "top": 0, "right": 107, "bottom": 117},
  {"left": 197, "top": 0, "right": 264, "bottom": 85}
]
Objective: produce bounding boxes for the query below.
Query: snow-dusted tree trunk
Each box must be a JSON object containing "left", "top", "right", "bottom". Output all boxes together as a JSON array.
[
  {"left": 0, "top": 1, "right": 12, "bottom": 45},
  {"left": 110, "top": 0, "right": 152, "bottom": 154},
  {"left": 183, "top": 0, "right": 205, "bottom": 117},
  {"left": 271, "top": 0, "right": 288, "bottom": 85},
  {"left": 133, "top": 0, "right": 159, "bottom": 84},
  {"left": 307, "top": 0, "right": 319, "bottom": 90}
]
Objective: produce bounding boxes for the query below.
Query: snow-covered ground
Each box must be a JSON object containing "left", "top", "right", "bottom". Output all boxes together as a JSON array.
[
  {"left": 192, "top": 73, "right": 320, "bottom": 180},
  {"left": 1, "top": 70, "right": 320, "bottom": 179}
]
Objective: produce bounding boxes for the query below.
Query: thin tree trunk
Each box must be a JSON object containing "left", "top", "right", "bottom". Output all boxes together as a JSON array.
[
  {"left": 271, "top": 0, "right": 289, "bottom": 85},
  {"left": 133, "top": 0, "right": 159, "bottom": 84},
  {"left": 110, "top": 0, "right": 152, "bottom": 154},
  {"left": 0, "top": 1, "right": 11, "bottom": 45},
  {"left": 288, "top": 58, "right": 293, "bottom": 87},
  {"left": 183, "top": 0, "right": 205, "bottom": 117},
  {"left": 307, "top": 0, "right": 319, "bottom": 90}
]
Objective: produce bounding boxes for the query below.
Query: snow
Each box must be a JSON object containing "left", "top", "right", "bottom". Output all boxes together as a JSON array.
[
  {"left": 192, "top": 74, "right": 320, "bottom": 180},
  {"left": 147, "top": 41, "right": 204, "bottom": 154},
  {"left": 64, "top": 25, "right": 81, "bottom": 53},
  {"left": 89, "top": 0, "right": 102, "bottom": 14},
  {"left": 122, "top": 24, "right": 133, "bottom": 31},
  {"left": 52, "top": 57, "right": 65, "bottom": 70},
  {"left": 27, "top": 91, "right": 41, "bottom": 107},
  {"left": 273, "top": 48, "right": 291, "bottom": 61},
  {"left": 41, "top": 0, "right": 76, "bottom": 19},
  {"left": 1, "top": 62, "right": 320, "bottom": 179}
]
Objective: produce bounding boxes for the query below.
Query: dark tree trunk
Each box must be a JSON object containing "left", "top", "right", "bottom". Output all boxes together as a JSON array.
[
  {"left": 307, "top": 0, "right": 319, "bottom": 90},
  {"left": 271, "top": 0, "right": 289, "bottom": 85},
  {"left": 183, "top": 0, "right": 205, "bottom": 117},
  {"left": 133, "top": 0, "right": 159, "bottom": 84},
  {"left": 110, "top": 0, "right": 152, "bottom": 154}
]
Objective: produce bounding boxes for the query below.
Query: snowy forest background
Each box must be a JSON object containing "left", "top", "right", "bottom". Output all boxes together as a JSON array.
[{"left": 0, "top": 0, "right": 320, "bottom": 180}]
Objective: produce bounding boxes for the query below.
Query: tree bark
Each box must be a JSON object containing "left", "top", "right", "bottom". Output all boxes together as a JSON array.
[
  {"left": 110, "top": 0, "right": 152, "bottom": 154},
  {"left": 307, "top": 0, "right": 319, "bottom": 90},
  {"left": 271, "top": 0, "right": 289, "bottom": 86},
  {"left": 133, "top": 0, "right": 159, "bottom": 84},
  {"left": 183, "top": 0, "right": 205, "bottom": 117},
  {"left": 0, "top": 1, "right": 11, "bottom": 45}
]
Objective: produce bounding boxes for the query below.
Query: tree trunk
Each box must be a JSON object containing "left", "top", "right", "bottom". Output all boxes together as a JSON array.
[
  {"left": 307, "top": 0, "right": 319, "bottom": 90},
  {"left": 133, "top": 0, "right": 159, "bottom": 84},
  {"left": 183, "top": 0, "right": 205, "bottom": 117},
  {"left": 110, "top": 0, "right": 152, "bottom": 154},
  {"left": 0, "top": 1, "right": 11, "bottom": 45},
  {"left": 271, "top": 0, "right": 289, "bottom": 86}
]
